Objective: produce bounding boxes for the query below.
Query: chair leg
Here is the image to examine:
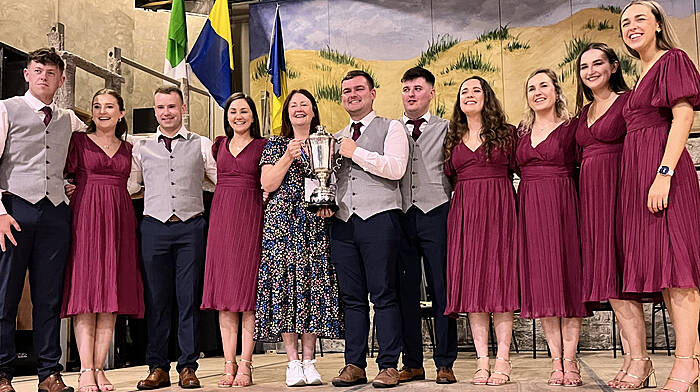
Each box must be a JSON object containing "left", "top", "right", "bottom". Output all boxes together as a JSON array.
[
  {"left": 532, "top": 319, "right": 537, "bottom": 359},
  {"left": 426, "top": 318, "right": 436, "bottom": 352},
  {"left": 489, "top": 316, "right": 496, "bottom": 357},
  {"left": 319, "top": 337, "right": 324, "bottom": 358},
  {"left": 370, "top": 314, "right": 376, "bottom": 358},
  {"left": 612, "top": 312, "right": 617, "bottom": 359},
  {"left": 512, "top": 329, "right": 519, "bottom": 354},
  {"left": 661, "top": 304, "right": 671, "bottom": 356},
  {"left": 651, "top": 304, "right": 657, "bottom": 354}
]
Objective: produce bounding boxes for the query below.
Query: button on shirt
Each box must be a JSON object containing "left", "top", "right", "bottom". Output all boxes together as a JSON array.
[{"left": 342, "top": 111, "right": 408, "bottom": 180}]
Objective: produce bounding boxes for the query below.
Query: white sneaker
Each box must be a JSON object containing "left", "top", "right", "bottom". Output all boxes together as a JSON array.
[
  {"left": 302, "top": 359, "right": 323, "bottom": 385},
  {"left": 286, "top": 360, "right": 306, "bottom": 387}
]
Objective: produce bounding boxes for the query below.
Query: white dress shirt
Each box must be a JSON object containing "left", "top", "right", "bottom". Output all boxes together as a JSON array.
[{"left": 343, "top": 111, "right": 408, "bottom": 180}]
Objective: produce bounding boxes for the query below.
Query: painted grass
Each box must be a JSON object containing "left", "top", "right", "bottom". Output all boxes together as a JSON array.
[
  {"left": 619, "top": 54, "right": 640, "bottom": 79},
  {"left": 314, "top": 82, "right": 342, "bottom": 104},
  {"left": 584, "top": 19, "right": 597, "bottom": 30},
  {"left": 477, "top": 25, "right": 511, "bottom": 42},
  {"left": 597, "top": 19, "right": 613, "bottom": 30},
  {"left": 443, "top": 50, "right": 497, "bottom": 74},
  {"left": 319, "top": 46, "right": 358, "bottom": 67},
  {"left": 559, "top": 36, "right": 591, "bottom": 67},
  {"left": 599, "top": 5, "right": 622, "bottom": 14},
  {"left": 417, "top": 34, "right": 459, "bottom": 67},
  {"left": 505, "top": 35, "right": 530, "bottom": 52}
]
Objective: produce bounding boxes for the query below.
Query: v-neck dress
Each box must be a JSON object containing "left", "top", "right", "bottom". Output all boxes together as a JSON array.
[
  {"left": 443, "top": 128, "right": 519, "bottom": 316},
  {"left": 61, "top": 131, "right": 144, "bottom": 317},
  {"left": 516, "top": 120, "right": 590, "bottom": 318},
  {"left": 620, "top": 48, "right": 700, "bottom": 292},
  {"left": 201, "top": 136, "right": 267, "bottom": 312}
]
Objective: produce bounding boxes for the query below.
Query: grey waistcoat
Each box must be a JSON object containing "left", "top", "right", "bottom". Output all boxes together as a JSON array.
[
  {"left": 400, "top": 116, "right": 452, "bottom": 213},
  {"left": 138, "top": 133, "right": 204, "bottom": 222},
  {"left": 335, "top": 116, "right": 402, "bottom": 222},
  {"left": 0, "top": 97, "right": 72, "bottom": 206}
]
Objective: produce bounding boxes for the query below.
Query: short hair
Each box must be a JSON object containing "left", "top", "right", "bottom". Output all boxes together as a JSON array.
[
  {"left": 280, "top": 89, "right": 321, "bottom": 138},
  {"left": 620, "top": 1, "right": 680, "bottom": 58},
  {"left": 87, "top": 88, "right": 128, "bottom": 139},
  {"left": 575, "top": 42, "right": 630, "bottom": 114},
  {"left": 27, "top": 47, "right": 64, "bottom": 73},
  {"left": 341, "top": 70, "right": 374, "bottom": 90},
  {"left": 401, "top": 67, "right": 435, "bottom": 86},
  {"left": 222, "top": 92, "right": 262, "bottom": 140},
  {"left": 154, "top": 85, "right": 184, "bottom": 103}
]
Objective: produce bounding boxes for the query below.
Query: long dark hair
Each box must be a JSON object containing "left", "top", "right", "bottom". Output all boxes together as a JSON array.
[
  {"left": 445, "top": 76, "right": 513, "bottom": 162},
  {"left": 87, "top": 88, "right": 128, "bottom": 139},
  {"left": 223, "top": 92, "right": 262, "bottom": 139},
  {"left": 280, "top": 89, "right": 321, "bottom": 138},
  {"left": 575, "top": 43, "right": 630, "bottom": 114}
]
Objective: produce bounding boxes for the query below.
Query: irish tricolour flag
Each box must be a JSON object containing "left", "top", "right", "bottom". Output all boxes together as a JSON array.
[{"left": 164, "top": 0, "right": 188, "bottom": 80}]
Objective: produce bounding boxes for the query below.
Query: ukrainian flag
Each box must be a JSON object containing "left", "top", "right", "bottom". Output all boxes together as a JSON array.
[
  {"left": 267, "top": 5, "right": 287, "bottom": 134},
  {"left": 186, "top": 0, "right": 233, "bottom": 108}
]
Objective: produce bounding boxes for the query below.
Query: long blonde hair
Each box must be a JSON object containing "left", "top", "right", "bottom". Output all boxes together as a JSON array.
[
  {"left": 521, "top": 68, "right": 570, "bottom": 131},
  {"left": 620, "top": 1, "right": 680, "bottom": 58}
]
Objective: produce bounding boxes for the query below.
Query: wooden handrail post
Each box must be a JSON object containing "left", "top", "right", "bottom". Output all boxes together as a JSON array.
[
  {"left": 47, "top": 23, "right": 64, "bottom": 51},
  {"left": 48, "top": 23, "right": 73, "bottom": 109},
  {"left": 107, "top": 47, "right": 123, "bottom": 94},
  {"left": 181, "top": 77, "right": 190, "bottom": 130}
]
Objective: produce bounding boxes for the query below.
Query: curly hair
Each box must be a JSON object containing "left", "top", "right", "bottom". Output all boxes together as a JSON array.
[
  {"left": 444, "top": 76, "right": 513, "bottom": 163},
  {"left": 521, "top": 68, "right": 570, "bottom": 132}
]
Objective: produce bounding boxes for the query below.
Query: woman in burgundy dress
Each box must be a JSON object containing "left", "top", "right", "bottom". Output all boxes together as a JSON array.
[
  {"left": 516, "top": 69, "right": 589, "bottom": 387},
  {"left": 443, "top": 76, "right": 518, "bottom": 386},
  {"left": 574, "top": 43, "right": 657, "bottom": 389},
  {"left": 201, "top": 93, "right": 266, "bottom": 388},
  {"left": 620, "top": 2, "right": 700, "bottom": 391},
  {"left": 62, "top": 88, "right": 143, "bottom": 392}
]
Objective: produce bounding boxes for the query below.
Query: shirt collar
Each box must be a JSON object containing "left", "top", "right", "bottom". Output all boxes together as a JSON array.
[
  {"left": 349, "top": 111, "right": 377, "bottom": 130},
  {"left": 23, "top": 90, "right": 55, "bottom": 112},
  {"left": 402, "top": 111, "right": 431, "bottom": 126},
  {"left": 156, "top": 124, "right": 190, "bottom": 140}
]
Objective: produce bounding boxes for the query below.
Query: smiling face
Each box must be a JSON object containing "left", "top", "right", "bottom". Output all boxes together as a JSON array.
[
  {"left": 91, "top": 93, "right": 124, "bottom": 132},
  {"left": 401, "top": 77, "right": 434, "bottom": 119},
  {"left": 527, "top": 72, "right": 557, "bottom": 113},
  {"left": 288, "top": 92, "right": 314, "bottom": 129},
  {"left": 154, "top": 92, "right": 185, "bottom": 134},
  {"left": 579, "top": 48, "right": 617, "bottom": 93},
  {"left": 458, "top": 78, "right": 485, "bottom": 116},
  {"left": 341, "top": 76, "right": 375, "bottom": 120},
  {"left": 227, "top": 98, "right": 254, "bottom": 136},
  {"left": 24, "top": 60, "right": 65, "bottom": 104},
  {"left": 621, "top": 3, "right": 659, "bottom": 55}
]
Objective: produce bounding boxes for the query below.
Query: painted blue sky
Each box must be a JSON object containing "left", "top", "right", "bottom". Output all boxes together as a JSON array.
[{"left": 249, "top": 0, "right": 698, "bottom": 61}]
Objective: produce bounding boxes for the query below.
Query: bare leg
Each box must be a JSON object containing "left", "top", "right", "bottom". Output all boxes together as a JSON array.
[
  {"left": 561, "top": 317, "right": 583, "bottom": 386},
  {"left": 282, "top": 333, "right": 300, "bottom": 362},
  {"left": 218, "top": 311, "right": 240, "bottom": 387},
  {"left": 540, "top": 317, "right": 564, "bottom": 385},
  {"left": 93, "top": 313, "right": 116, "bottom": 391},
  {"left": 468, "top": 313, "right": 491, "bottom": 384},
  {"left": 612, "top": 300, "right": 653, "bottom": 388},
  {"left": 609, "top": 299, "right": 633, "bottom": 386},
  {"left": 74, "top": 313, "right": 98, "bottom": 392},
  {"left": 300, "top": 333, "right": 316, "bottom": 361},
  {"left": 662, "top": 288, "right": 700, "bottom": 392},
  {"left": 233, "top": 312, "right": 255, "bottom": 387},
  {"left": 488, "top": 312, "right": 513, "bottom": 385}
]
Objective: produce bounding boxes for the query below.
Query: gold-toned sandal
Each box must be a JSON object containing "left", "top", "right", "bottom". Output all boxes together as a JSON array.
[
  {"left": 218, "top": 360, "right": 238, "bottom": 388},
  {"left": 487, "top": 357, "right": 512, "bottom": 386},
  {"left": 609, "top": 354, "right": 630, "bottom": 387},
  {"left": 232, "top": 358, "right": 253, "bottom": 388},
  {"left": 472, "top": 355, "right": 490, "bottom": 385},
  {"left": 615, "top": 357, "right": 656, "bottom": 390},
  {"left": 563, "top": 357, "right": 583, "bottom": 387},
  {"left": 549, "top": 358, "right": 564, "bottom": 386},
  {"left": 78, "top": 369, "right": 98, "bottom": 392},
  {"left": 660, "top": 355, "right": 699, "bottom": 392}
]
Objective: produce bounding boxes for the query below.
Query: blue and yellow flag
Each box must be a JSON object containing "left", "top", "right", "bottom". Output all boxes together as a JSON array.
[
  {"left": 267, "top": 5, "right": 287, "bottom": 134},
  {"left": 186, "top": 0, "right": 233, "bottom": 108}
]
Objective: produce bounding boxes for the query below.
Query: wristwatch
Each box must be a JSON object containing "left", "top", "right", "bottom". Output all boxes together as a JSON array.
[{"left": 657, "top": 165, "right": 674, "bottom": 176}]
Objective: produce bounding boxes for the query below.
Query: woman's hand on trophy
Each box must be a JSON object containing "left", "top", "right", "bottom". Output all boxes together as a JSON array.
[
  {"left": 285, "top": 139, "right": 304, "bottom": 159},
  {"left": 316, "top": 207, "right": 335, "bottom": 219},
  {"left": 338, "top": 137, "right": 357, "bottom": 158}
]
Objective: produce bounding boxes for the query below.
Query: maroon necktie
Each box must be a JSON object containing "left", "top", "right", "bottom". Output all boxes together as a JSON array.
[
  {"left": 351, "top": 122, "right": 362, "bottom": 141},
  {"left": 407, "top": 118, "right": 426, "bottom": 141},
  {"left": 159, "top": 134, "right": 180, "bottom": 152},
  {"left": 41, "top": 106, "right": 52, "bottom": 126}
]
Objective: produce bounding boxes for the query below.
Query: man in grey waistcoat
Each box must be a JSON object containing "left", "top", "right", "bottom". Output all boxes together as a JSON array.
[
  {"left": 330, "top": 70, "right": 408, "bottom": 389},
  {"left": 395, "top": 67, "right": 457, "bottom": 384},
  {"left": 0, "top": 48, "right": 86, "bottom": 392},
  {"left": 128, "top": 86, "right": 216, "bottom": 390}
]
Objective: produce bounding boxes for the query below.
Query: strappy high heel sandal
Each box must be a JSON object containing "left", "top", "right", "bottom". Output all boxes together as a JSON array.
[
  {"left": 232, "top": 358, "right": 253, "bottom": 388},
  {"left": 609, "top": 353, "right": 630, "bottom": 387},
  {"left": 218, "top": 360, "right": 238, "bottom": 388},
  {"left": 78, "top": 369, "right": 98, "bottom": 392},
  {"left": 487, "top": 357, "right": 512, "bottom": 386},
  {"left": 615, "top": 357, "right": 656, "bottom": 390},
  {"left": 563, "top": 357, "right": 583, "bottom": 387},
  {"left": 660, "top": 355, "right": 700, "bottom": 392},
  {"left": 548, "top": 358, "right": 564, "bottom": 386},
  {"left": 472, "top": 355, "right": 490, "bottom": 385},
  {"left": 94, "top": 369, "right": 114, "bottom": 392}
]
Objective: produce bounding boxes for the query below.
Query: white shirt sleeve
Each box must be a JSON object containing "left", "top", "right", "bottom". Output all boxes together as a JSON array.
[
  {"left": 200, "top": 137, "right": 217, "bottom": 185},
  {"left": 127, "top": 138, "right": 144, "bottom": 195},
  {"left": 351, "top": 119, "right": 409, "bottom": 180},
  {"left": 69, "top": 110, "right": 87, "bottom": 132},
  {"left": 0, "top": 102, "right": 8, "bottom": 215}
]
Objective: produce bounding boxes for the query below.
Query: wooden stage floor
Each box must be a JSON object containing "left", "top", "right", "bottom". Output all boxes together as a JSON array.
[{"left": 12, "top": 351, "right": 676, "bottom": 391}]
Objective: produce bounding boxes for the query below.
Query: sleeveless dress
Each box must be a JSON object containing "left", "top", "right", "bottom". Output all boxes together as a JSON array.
[
  {"left": 516, "top": 121, "right": 590, "bottom": 318},
  {"left": 201, "top": 136, "right": 267, "bottom": 312},
  {"left": 61, "top": 132, "right": 144, "bottom": 317},
  {"left": 620, "top": 48, "right": 700, "bottom": 292},
  {"left": 444, "top": 132, "right": 519, "bottom": 316}
]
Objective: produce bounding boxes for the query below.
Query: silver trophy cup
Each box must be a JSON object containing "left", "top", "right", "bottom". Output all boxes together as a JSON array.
[{"left": 304, "top": 125, "right": 341, "bottom": 212}]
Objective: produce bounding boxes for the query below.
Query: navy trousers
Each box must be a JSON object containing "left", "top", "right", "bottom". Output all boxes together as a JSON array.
[
  {"left": 140, "top": 216, "right": 205, "bottom": 373},
  {"left": 0, "top": 196, "right": 71, "bottom": 381},
  {"left": 331, "top": 211, "right": 402, "bottom": 370},
  {"left": 398, "top": 203, "right": 457, "bottom": 368}
]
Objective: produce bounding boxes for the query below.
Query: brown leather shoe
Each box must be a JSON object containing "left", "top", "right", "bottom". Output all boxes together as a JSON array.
[
  {"left": 136, "top": 368, "right": 171, "bottom": 390},
  {"left": 0, "top": 377, "right": 14, "bottom": 392},
  {"left": 372, "top": 368, "right": 400, "bottom": 388},
  {"left": 38, "top": 373, "right": 74, "bottom": 392},
  {"left": 436, "top": 367, "right": 457, "bottom": 384},
  {"left": 398, "top": 366, "right": 425, "bottom": 382},
  {"left": 331, "top": 364, "right": 367, "bottom": 387},
  {"left": 178, "top": 368, "right": 200, "bottom": 389}
]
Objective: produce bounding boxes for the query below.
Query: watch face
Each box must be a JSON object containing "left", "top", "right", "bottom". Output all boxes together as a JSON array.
[{"left": 659, "top": 166, "right": 669, "bottom": 175}]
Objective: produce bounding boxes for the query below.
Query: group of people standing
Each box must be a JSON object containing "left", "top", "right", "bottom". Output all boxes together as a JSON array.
[{"left": 0, "top": 1, "right": 699, "bottom": 391}]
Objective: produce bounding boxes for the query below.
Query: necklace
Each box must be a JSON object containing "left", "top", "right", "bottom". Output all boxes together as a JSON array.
[{"left": 90, "top": 134, "right": 119, "bottom": 150}]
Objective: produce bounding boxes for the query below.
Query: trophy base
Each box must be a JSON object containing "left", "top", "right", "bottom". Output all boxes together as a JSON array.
[{"left": 307, "top": 200, "right": 339, "bottom": 213}]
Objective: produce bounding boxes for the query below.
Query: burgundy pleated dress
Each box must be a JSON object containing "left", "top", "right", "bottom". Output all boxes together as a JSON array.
[
  {"left": 621, "top": 48, "right": 700, "bottom": 293},
  {"left": 516, "top": 120, "right": 590, "bottom": 318},
  {"left": 577, "top": 93, "right": 630, "bottom": 302},
  {"left": 61, "top": 132, "right": 144, "bottom": 318},
  {"left": 201, "top": 136, "right": 267, "bottom": 312},
  {"left": 444, "top": 134, "right": 519, "bottom": 316}
]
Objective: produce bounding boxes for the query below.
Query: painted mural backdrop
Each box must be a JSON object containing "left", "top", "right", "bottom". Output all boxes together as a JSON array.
[{"left": 249, "top": 0, "right": 700, "bottom": 132}]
